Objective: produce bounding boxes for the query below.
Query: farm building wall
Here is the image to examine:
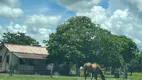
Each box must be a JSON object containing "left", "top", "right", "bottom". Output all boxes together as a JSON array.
[
  {"left": 0, "top": 47, "right": 11, "bottom": 72},
  {"left": 0, "top": 45, "right": 49, "bottom": 75},
  {"left": 10, "top": 52, "right": 19, "bottom": 66}
]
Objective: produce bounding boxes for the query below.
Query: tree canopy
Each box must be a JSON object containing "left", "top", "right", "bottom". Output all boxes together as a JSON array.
[
  {"left": 0, "top": 32, "right": 38, "bottom": 46},
  {"left": 45, "top": 16, "right": 139, "bottom": 70}
]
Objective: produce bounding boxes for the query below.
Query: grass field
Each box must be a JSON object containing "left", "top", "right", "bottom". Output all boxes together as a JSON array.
[{"left": 0, "top": 73, "right": 142, "bottom": 80}]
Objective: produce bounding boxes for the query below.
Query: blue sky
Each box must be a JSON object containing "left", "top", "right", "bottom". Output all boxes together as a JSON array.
[
  {"left": 20, "top": 0, "right": 76, "bottom": 21},
  {"left": 0, "top": 0, "right": 142, "bottom": 51}
]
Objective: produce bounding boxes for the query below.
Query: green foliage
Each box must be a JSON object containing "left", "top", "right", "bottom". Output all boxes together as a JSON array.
[
  {"left": 0, "top": 73, "right": 142, "bottom": 80},
  {"left": 45, "top": 16, "right": 139, "bottom": 69},
  {"left": 130, "top": 52, "right": 142, "bottom": 72},
  {"left": 1, "top": 32, "right": 38, "bottom": 46},
  {"left": 138, "top": 52, "right": 142, "bottom": 64},
  {"left": 108, "top": 35, "right": 139, "bottom": 67}
]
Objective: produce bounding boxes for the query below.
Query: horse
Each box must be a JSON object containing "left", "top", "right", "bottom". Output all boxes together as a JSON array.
[{"left": 83, "top": 62, "right": 105, "bottom": 80}]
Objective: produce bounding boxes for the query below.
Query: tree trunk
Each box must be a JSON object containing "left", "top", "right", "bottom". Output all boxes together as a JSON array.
[
  {"left": 111, "top": 67, "right": 115, "bottom": 75},
  {"left": 123, "top": 64, "right": 128, "bottom": 79},
  {"left": 110, "top": 67, "right": 112, "bottom": 77},
  {"left": 129, "top": 67, "right": 132, "bottom": 76},
  {"left": 66, "top": 62, "right": 70, "bottom": 75},
  {"left": 76, "top": 61, "right": 80, "bottom": 76},
  {"left": 118, "top": 67, "right": 121, "bottom": 77}
]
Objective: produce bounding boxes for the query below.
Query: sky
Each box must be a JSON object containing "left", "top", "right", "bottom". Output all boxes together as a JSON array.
[{"left": 0, "top": 0, "right": 142, "bottom": 51}]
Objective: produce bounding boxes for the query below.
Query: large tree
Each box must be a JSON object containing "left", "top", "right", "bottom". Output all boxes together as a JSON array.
[
  {"left": 45, "top": 16, "right": 139, "bottom": 75},
  {"left": 1, "top": 32, "right": 38, "bottom": 46}
]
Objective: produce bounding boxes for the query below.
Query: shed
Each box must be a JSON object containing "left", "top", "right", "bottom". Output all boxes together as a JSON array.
[{"left": 0, "top": 43, "right": 49, "bottom": 74}]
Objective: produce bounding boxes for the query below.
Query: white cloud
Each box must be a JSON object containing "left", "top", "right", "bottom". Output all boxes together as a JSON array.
[
  {"left": 120, "top": 0, "right": 142, "bottom": 12},
  {"left": 54, "top": 0, "right": 101, "bottom": 12},
  {"left": 0, "top": 0, "right": 19, "bottom": 8},
  {"left": 39, "top": 28, "right": 52, "bottom": 35},
  {"left": 0, "top": 0, "right": 23, "bottom": 19},
  {"left": 77, "top": 0, "right": 142, "bottom": 50},
  {"left": 77, "top": 6, "right": 107, "bottom": 27},
  {"left": 4, "top": 21, "right": 53, "bottom": 45},
  {"left": 108, "top": 0, "right": 142, "bottom": 18},
  {"left": 38, "top": 28, "right": 52, "bottom": 41},
  {"left": 133, "top": 38, "right": 141, "bottom": 45},
  {"left": 28, "top": 28, "right": 53, "bottom": 45},
  {"left": 0, "top": 6, "right": 23, "bottom": 19},
  {"left": 6, "top": 22, "right": 27, "bottom": 33},
  {"left": 25, "top": 14, "right": 61, "bottom": 28},
  {"left": 24, "top": 14, "right": 62, "bottom": 45}
]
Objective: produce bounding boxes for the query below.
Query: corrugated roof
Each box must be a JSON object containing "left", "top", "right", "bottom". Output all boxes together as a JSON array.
[
  {"left": 13, "top": 52, "right": 47, "bottom": 59},
  {"left": 4, "top": 44, "right": 48, "bottom": 55}
]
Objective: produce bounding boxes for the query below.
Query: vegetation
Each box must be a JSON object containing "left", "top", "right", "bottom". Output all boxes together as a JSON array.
[
  {"left": 0, "top": 16, "right": 141, "bottom": 78},
  {"left": 44, "top": 16, "right": 140, "bottom": 75},
  {"left": 0, "top": 73, "right": 142, "bottom": 80},
  {"left": 0, "top": 32, "right": 39, "bottom": 46},
  {"left": 129, "top": 52, "right": 142, "bottom": 73}
]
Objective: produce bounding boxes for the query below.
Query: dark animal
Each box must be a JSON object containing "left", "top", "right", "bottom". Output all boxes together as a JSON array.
[{"left": 83, "top": 62, "right": 105, "bottom": 80}]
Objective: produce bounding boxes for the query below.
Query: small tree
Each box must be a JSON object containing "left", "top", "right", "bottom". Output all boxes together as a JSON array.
[{"left": 1, "top": 32, "right": 38, "bottom": 45}]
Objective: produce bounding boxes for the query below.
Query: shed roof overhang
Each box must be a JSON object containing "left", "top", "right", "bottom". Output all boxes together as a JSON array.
[{"left": 13, "top": 52, "right": 48, "bottom": 59}]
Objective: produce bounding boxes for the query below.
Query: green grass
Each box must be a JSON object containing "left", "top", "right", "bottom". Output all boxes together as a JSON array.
[{"left": 0, "top": 73, "right": 142, "bottom": 80}]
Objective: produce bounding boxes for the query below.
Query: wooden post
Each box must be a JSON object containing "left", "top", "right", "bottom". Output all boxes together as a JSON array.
[
  {"left": 50, "top": 63, "right": 54, "bottom": 78},
  {"left": 9, "top": 61, "right": 13, "bottom": 76}
]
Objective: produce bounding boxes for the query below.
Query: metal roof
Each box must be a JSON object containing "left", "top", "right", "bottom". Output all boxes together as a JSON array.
[
  {"left": 13, "top": 52, "right": 47, "bottom": 59},
  {"left": 4, "top": 44, "right": 48, "bottom": 55}
]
